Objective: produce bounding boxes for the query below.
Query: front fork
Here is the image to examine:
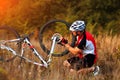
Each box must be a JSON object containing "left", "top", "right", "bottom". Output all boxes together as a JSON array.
[{"left": 47, "top": 36, "right": 57, "bottom": 63}]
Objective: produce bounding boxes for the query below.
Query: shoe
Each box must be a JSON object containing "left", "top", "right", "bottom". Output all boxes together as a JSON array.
[{"left": 93, "top": 66, "right": 100, "bottom": 76}]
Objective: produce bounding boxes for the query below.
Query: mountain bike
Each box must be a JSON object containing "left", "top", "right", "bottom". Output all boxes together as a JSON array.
[
  {"left": 0, "top": 19, "right": 76, "bottom": 68},
  {"left": 0, "top": 28, "right": 56, "bottom": 68}
]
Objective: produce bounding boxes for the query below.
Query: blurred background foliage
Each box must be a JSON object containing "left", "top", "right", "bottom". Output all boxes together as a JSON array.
[{"left": 0, "top": 0, "right": 120, "bottom": 35}]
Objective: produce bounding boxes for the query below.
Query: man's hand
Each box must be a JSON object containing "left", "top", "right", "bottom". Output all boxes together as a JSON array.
[{"left": 57, "top": 37, "right": 68, "bottom": 46}]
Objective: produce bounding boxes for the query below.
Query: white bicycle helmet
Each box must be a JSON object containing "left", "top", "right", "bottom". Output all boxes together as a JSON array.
[{"left": 69, "top": 20, "right": 85, "bottom": 31}]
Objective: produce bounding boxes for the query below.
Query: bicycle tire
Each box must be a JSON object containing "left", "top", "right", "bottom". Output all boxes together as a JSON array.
[
  {"left": 39, "top": 19, "right": 76, "bottom": 57},
  {"left": 0, "top": 26, "right": 20, "bottom": 62}
]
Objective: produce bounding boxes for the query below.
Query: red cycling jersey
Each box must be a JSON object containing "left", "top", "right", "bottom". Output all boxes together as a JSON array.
[{"left": 76, "top": 31, "right": 97, "bottom": 63}]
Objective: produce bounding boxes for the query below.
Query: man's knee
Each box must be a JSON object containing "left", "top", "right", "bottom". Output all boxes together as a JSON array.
[{"left": 63, "top": 60, "right": 71, "bottom": 67}]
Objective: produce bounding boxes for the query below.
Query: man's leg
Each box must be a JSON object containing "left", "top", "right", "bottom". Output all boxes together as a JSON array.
[
  {"left": 63, "top": 60, "right": 95, "bottom": 75},
  {"left": 77, "top": 66, "right": 95, "bottom": 74},
  {"left": 77, "top": 66, "right": 100, "bottom": 76},
  {"left": 63, "top": 60, "right": 71, "bottom": 68}
]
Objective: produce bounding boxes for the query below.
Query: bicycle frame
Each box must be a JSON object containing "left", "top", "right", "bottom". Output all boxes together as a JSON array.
[
  {"left": 0, "top": 39, "right": 20, "bottom": 56},
  {"left": 0, "top": 34, "right": 58, "bottom": 68}
]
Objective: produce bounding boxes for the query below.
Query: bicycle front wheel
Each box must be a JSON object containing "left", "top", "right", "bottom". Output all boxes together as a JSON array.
[
  {"left": 39, "top": 19, "right": 76, "bottom": 57},
  {"left": 0, "top": 26, "right": 20, "bottom": 62}
]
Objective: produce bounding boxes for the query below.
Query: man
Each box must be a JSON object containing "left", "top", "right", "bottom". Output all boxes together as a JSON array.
[{"left": 58, "top": 20, "right": 99, "bottom": 76}]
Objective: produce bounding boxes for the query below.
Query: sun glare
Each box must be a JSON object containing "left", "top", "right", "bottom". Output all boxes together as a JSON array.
[{"left": 0, "top": 0, "right": 19, "bottom": 15}]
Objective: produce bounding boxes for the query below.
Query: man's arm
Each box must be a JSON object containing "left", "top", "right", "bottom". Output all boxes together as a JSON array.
[{"left": 64, "top": 44, "right": 83, "bottom": 55}]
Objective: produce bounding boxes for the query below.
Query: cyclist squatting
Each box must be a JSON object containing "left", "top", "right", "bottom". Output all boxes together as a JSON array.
[{"left": 57, "top": 20, "right": 100, "bottom": 76}]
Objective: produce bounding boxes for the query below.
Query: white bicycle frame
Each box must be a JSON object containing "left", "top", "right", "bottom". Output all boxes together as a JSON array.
[{"left": 0, "top": 34, "right": 58, "bottom": 68}]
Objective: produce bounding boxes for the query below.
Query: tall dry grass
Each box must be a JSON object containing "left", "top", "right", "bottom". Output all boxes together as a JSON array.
[{"left": 0, "top": 34, "right": 120, "bottom": 80}]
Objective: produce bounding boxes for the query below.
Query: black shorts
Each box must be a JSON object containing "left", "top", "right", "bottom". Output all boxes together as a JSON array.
[{"left": 67, "top": 54, "right": 95, "bottom": 71}]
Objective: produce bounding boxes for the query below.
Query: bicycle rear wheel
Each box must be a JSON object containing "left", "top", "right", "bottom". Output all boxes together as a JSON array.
[
  {"left": 39, "top": 19, "right": 76, "bottom": 57},
  {"left": 0, "top": 26, "right": 20, "bottom": 62}
]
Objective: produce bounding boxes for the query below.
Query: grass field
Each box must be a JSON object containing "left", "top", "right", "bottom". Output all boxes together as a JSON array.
[{"left": 0, "top": 34, "right": 120, "bottom": 80}]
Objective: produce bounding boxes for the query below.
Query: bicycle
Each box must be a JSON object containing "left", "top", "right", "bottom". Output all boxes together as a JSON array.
[{"left": 0, "top": 19, "right": 76, "bottom": 68}]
